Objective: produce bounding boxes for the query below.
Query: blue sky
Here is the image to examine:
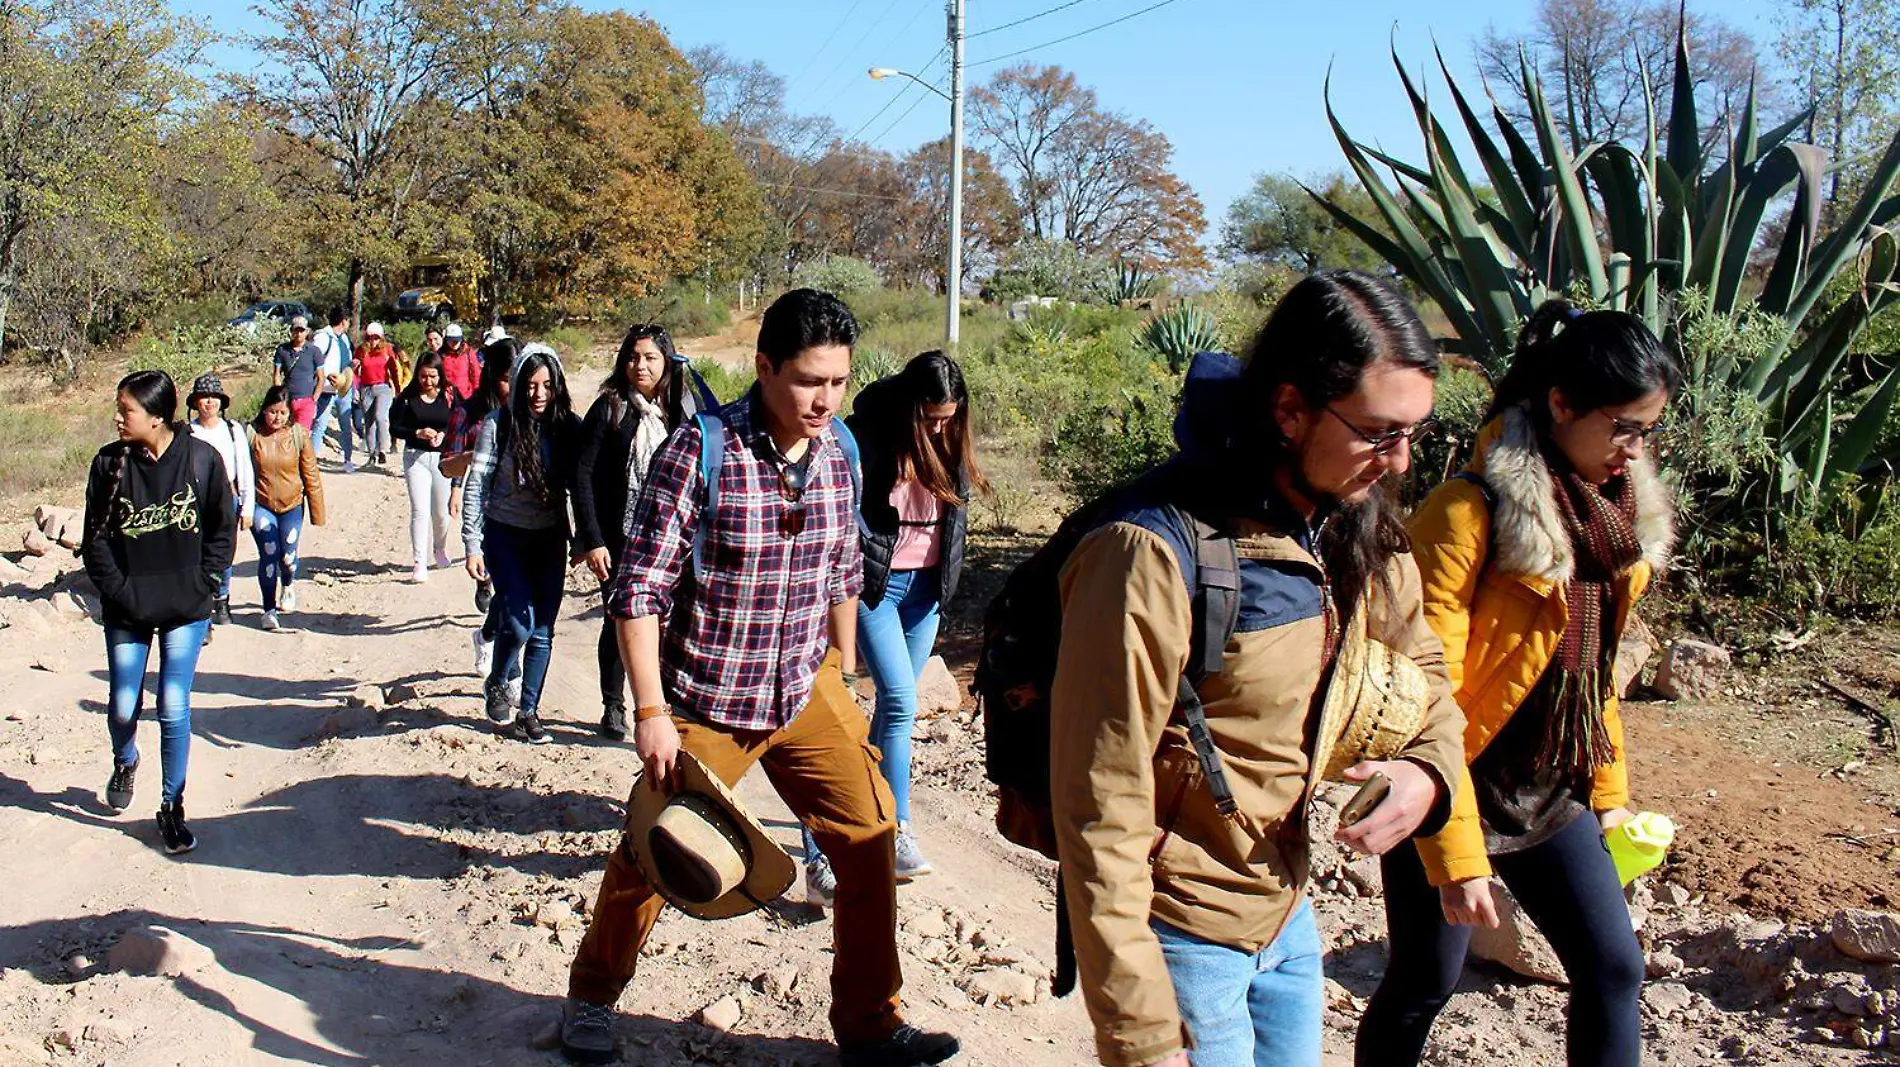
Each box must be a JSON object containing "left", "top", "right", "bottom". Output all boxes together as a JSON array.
[{"left": 183, "top": 0, "right": 1788, "bottom": 233}]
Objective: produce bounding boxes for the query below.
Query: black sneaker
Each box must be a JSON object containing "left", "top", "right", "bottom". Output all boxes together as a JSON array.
[
  {"left": 213, "top": 596, "right": 233, "bottom": 626},
  {"left": 559, "top": 998, "right": 616, "bottom": 1064},
  {"left": 839, "top": 1026, "right": 961, "bottom": 1067},
  {"left": 474, "top": 582, "right": 494, "bottom": 614},
  {"left": 600, "top": 702, "right": 628, "bottom": 741},
  {"left": 502, "top": 712, "right": 551, "bottom": 745},
  {"left": 105, "top": 761, "right": 138, "bottom": 812},
  {"left": 157, "top": 801, "right": 197, "bottom": 855},
  {"left": 484, "top": 679, "right": 514, "bottom": 725}
]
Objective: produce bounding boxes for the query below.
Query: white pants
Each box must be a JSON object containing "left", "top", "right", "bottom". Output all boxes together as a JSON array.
[{"left": 403, "top": 449, "right": 451, "bottom": 565}]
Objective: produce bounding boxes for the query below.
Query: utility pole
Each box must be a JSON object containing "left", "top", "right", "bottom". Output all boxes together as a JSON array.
[{"left": 946, "top": 0, "right": 965, "bottom": 347}]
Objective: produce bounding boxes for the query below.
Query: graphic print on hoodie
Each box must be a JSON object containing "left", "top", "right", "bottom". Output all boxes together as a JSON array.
[{"left": 82, "top": 427, "right": 238, "bottom": 630}]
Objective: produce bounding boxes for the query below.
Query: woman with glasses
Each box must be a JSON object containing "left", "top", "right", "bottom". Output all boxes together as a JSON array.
[
  {"left": 801, "top": 351, "right": 987, "bottom": 907},
  {"left": 1357, "top": 300, "right": 1680, "bottom": 1067},
  {"left": 571, "top": 324, "right": 697, "bottom": 740},
  {"left": 462, "top": 344, "right": 581, "bottom": 744}
]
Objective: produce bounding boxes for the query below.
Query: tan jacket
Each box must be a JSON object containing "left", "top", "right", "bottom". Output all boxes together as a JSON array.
[
  {"left": 1050, "top": 520, "right": 1465, "bottom": 1067},
  {"left": 250, "top": 424, "right": 326, "bottom": 525}
]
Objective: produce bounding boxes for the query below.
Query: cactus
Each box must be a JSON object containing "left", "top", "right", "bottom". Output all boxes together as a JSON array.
[{"left": 1139, "top": 305, "right": 1222, "bottom": 373}]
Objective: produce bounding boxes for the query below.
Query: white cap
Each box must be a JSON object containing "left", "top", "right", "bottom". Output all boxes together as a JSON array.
[
  {"left": 364, "top": 321, "right": 385, "bottom": 338},
  {"left": 483, "top": 325, "right": 509, "bottom": 345},
  {"left": 444, "top": 323, "right": 464, "bottom": 340}
]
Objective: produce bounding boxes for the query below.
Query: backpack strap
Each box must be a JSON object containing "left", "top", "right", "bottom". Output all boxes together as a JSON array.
[
  {"left": 684, "top": 362, "right": 721, "bottom": 412},
  {"left": 690, "top": 412, "right": 727, "bottom": 574},
  {"left": 829, "top": 416, "right": 867, "bottom": 536},
  {"left": 1176, "top": 510, "right": 1241, "bottom": 819}
]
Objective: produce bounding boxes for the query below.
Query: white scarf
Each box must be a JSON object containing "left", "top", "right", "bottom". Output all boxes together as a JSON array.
[{"left": 622, "top": 392, "right": 669, "bottom": 538}]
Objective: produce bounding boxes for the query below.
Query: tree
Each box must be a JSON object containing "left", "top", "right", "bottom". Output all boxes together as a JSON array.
[
  {"left": 894, "top": 137, "right": 1020, "bottom": 292},
  {"left": 1476, "top": 0, "right": 1768, "bottom": 159},
  {"left": 245, "top": 0, "right": 455, "bottom": 324},
  {"left": 1222, "top": 172, "right": 1390, "bottom": 275},
  {"left": 0, "top": 0, "right": 206, "bottom": 367},
  {"left": 970, "top": 64, "right": 1206, "bottom": 272},
  {"left": 1777, "top": 0, "right": 1900, "bottom": 209}
]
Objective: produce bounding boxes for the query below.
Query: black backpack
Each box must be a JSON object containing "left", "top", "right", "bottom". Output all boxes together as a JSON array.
[{"left": 974, "top": 469, "right": 1245, "bottom": 993}]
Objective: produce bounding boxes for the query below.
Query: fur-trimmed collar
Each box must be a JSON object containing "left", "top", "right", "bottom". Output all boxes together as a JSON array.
[{"left": 1472, "top": 405, "right": 1675, "bottom": 583}]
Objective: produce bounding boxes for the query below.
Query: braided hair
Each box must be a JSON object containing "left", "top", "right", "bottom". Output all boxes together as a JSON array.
[{"left": 85, "top": 371, "right": 178, "bottom": 547}]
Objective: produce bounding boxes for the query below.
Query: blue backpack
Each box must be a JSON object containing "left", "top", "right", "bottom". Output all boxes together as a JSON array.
[{"left": 689, "top": 412, "right": 863, "bottom": 573}]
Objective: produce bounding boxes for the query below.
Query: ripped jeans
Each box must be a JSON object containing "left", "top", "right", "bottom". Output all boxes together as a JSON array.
[{"left": 251, "top": 504, "right": 305, "bottom": 612}]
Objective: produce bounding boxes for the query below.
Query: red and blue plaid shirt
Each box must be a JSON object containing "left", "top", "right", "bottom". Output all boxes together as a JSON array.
[{"left": 609, "top": 390, "right": 863, "bottom": 732}]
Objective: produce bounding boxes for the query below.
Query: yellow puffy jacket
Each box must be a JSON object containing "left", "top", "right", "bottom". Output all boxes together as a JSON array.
[{"left": 1407, "top": 405, "right": 1676, "bottom": 885}]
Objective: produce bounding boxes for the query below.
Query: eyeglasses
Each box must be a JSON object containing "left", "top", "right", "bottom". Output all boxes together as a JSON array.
[
  {"left": 1596, "top": 411, "right": 1666, "bottom": 448},
  {"left": 1325, "top": 407, "right": 1438, "bottom": 456}
]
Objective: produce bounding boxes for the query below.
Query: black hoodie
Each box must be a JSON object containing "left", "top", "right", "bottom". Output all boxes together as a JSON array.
[{"left": 82, "top": 426, "right": 238, "bottom": 629}]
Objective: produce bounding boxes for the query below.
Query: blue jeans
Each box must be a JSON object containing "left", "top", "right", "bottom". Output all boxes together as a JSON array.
[
  {"left": 252, "top": 505, "right": 305, "bottom": 611},
  {"left": 217, "top": 566, "right": 231, "bottom": 599},
  {"left": 801, "top": 567, "right": 941, "bottom": 863},
  {"left": 105, "top": 619, "right": 210, "bottom": 805},
  {"left": 484, "top": 522, "right": 566, "bottom": 715},
  {"left": 1154, "top": 899, "right": 1324, "bottom": 1067},
  {"left": 313, "top": 390, "right": 354, "bottom": 465}
]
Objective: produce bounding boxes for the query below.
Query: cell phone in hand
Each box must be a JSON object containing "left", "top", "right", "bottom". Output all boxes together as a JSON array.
[{"left": 1340, "top": 771, "right": 1392, "bottom": 828}]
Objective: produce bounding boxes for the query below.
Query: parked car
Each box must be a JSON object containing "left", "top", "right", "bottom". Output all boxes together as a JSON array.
[{"left": 229, "top": 300, "right": 312, "bottom": 333}]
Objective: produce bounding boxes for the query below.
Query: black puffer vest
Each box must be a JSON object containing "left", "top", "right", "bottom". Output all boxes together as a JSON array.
[{"left": 851, "top": 379, "right": 968, "bottom": 610}]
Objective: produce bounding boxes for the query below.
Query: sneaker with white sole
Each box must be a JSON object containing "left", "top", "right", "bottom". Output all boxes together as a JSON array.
[
  {"left": 260, "top": 610, "right": 280, "bottom": 631},
  {"left": 805, "top": 855, "right": 837, "bottom": 909},
  {"left": 895, "top": 824, "right": 934, "bottom": 880},
  {"left": 105, "top": 760, "right": 138, "bottom": 812},
  {"left": 472, "top": 630, "right": 495, "bottom": 677},
  {"left": 279, "top": 586, "right": 298, "bottom": 613},
  {"left": 484, "top": 680, "right": 514, "bottom": 725}
]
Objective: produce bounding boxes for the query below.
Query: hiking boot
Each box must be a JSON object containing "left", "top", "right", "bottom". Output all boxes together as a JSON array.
[
  {"left": 156, "top": 800, "right": 197, "bottom": 855},
  {"left": 895, "top": 824, "right": 933, "bottom": 880},
  {"left": 472, "top": 630, "right": 495, "bottom": 678},
  {"left": 805, "top": 855, "right": 837, "bottom": 909},
  {"left": 502, "top": 711, "right": 551, "bottom": 745},
  {"left": 839, "top": 1025, "right": 961, "bottom": 1067},
  {"left": 600, "top": 701, "right": 628, "bottom": 741},
  {"left": 279, "top": 586, "right": 298, "bottom": 613},
  {"left": 484, "top": 679, "right": 515, "bottom": 725},
  {"left": 474, "top": 582, "right": 493, "bottom": 614},
  {"left": 213, "top": 596, "right": 232, "bottom": 626},
  {"left": 105, "top": 760, "right": 137, "bottom": 812},
  {"left": 260, "top": 610, "right": 281, "bottom": 632},
  {"left": 559, "top": 997, "right": 616, "bottom": 1064}
]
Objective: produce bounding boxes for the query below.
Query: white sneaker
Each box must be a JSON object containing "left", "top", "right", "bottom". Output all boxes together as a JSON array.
[
  {"left": 434, "top": 550, "right": 453, "bottom": 569},
  {"left": 279, "top": 587, "right": 298, "bottom": 613},
  {"left": 410, "top": 564, "right": 429, "bottom": 583},
  {"left": 805, "top": 856, "right": 837, "bottom": 909},
  {"left": 260, "top": 610, "right": 280, "bottom": 631},
  {"left": 472, "top": 630, "right": 494, "bottom": 677}
]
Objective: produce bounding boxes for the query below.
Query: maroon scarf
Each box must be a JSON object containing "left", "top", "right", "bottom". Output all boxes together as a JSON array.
[{"left": 1535, "top": 456, "right": 1642, "bottom": 777}]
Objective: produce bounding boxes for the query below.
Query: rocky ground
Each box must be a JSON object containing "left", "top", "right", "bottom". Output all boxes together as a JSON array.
[{"left": 1, "top": 393, "right": 1898, "bottom": 1065}]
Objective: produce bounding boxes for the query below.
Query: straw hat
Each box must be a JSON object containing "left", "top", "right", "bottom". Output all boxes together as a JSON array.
[
  {"left": 626, "top": 750, "right": 796, "bottom": 920},
  {"left": 1315, "top": 609, "right": 1434, "bottom": 781}
]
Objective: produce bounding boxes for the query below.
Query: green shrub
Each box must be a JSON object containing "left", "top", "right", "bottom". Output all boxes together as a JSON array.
[
  {"left": 793, "top": 256, "right": 882, "bottom": 297},
  {"left": 149, "top": 295, "right": 240, "bottom": 336},
  {"left": 127, "top": 320, "right": 286, "bottom": 389},
  {"left": 850, "top": 346, "right": 904, "bottom": 394},
  {"left": 983, "top": 238, "right": 1116, "bottom": 305},
  {"left": 691, "top": 359, "right": 755, "bottom": 405},
  {"left": 386, "top": 321, "right": 429, "bottom": 358},
  {"left": 537, "top": 326, "right": 593, "bottom": 361},
  {"left": 1138, "top": 305, "right": 1222, "bottom": 372},
  {"left": 1045, "top": 362, "right": 1181, "bottom": 503},
  {"left": 1404, "top": 361, "right": 1494, "bottom": 500},
  {"left": 616, "top": 281, "right": 732, "bottom": 339}
]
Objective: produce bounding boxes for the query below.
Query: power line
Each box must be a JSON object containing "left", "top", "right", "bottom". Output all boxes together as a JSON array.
[
  {"left": 844, "top": 46, "right": 946, "bottom": 144},
  {"left": 804, "top": 0, "right": 907, "bottom": 108},
  {"left": 811, "top": 0, "right": 936, "bottom": 115},
  {"left": 968, "top": 0, "right": 1099, "bottom": 38},
  {"left": 973, "top": 0, "right": 1187, "bottom": 66},
  {"left": 785, "top": 0, "right": 868, "bottom": 91},
  {"left": 868, "top": 75, "right": 946, "bottom": 148}
]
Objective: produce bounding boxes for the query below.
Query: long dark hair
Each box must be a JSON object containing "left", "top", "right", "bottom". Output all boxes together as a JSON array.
[
  {"left": 469, "top": 336, "right": 519, "bottom": 420},
  {"left": 1489, "top": 299, "right": 1683, "bottom": 427},
  {"left": 502, "top": 348, "right": 573, "bottom": 503},
  {"left": 403, "top": 352, "right": 446, "bottom": 401},
  {"left": 251, "top": 385, "right": 291, "bottom": 434},
  {"left": 1237, "top": 270, "right": 1440, "bottom": 611},
  {"left": 890, "top": 351, "right": 987, "bottom": 504},
  {"left": 85, "top": 370, "right": 179, "bottom": 547},
  {"left": 604, "top": 323, "right": 686, "bottom": 430}
]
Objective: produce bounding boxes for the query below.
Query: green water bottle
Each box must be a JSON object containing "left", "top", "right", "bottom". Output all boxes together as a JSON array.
[{"left": 1604, "top": 811, "right": 1674, "bottom": 886}]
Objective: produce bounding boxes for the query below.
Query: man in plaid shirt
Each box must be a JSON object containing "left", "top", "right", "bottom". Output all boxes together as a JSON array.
[{"left": 559, "top": 290, "right": 961, "bottom": 1067}]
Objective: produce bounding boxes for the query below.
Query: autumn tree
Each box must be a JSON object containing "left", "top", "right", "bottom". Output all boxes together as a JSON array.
[
  {"left": 1476, "top": 0, "right": 1768, "bottom": 158},
  {"left": 1222, "top": 172, "right": 1389, "bottom": 275},
  {"left": 245, "top": 0, "right": 454, "bottom": 324},
  {"left": 970, "top": 64, "right": 1206, "bottom": 272},
  {"left": 893, "top": 137, "right": 1020, "bottom": 291}
]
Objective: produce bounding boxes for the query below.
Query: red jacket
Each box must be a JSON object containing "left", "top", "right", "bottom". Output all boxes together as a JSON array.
[
  {"left": 439, "top": 342, "right": 481, "bottom": 400},
  {"left": 356, "top": 339, "right": 403, "bottom": 388}
]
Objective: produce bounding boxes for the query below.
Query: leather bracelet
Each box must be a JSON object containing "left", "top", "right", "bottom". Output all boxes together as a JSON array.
[{"left": 634, "top": 704, "right": 670, "bottom": 723}]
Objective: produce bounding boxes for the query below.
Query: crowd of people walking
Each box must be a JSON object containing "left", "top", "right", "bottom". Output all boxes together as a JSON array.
[{"left": 81, "top": 276, "right": 1679, "bottom": 1067}]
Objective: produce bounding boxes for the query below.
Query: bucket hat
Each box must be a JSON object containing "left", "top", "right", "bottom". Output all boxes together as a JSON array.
[
  {"left": 625, "top": 750, "right": 796, "bottom": 920},
  {"left": 187, "top": 373, "right": 231, "bottom": 411}
]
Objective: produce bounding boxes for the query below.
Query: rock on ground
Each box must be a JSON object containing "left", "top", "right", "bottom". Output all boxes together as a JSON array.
[
  {"left": 106, "top": 926, "right": 217, "bottom": 977},
  {"left": 1831, "top": 909, "right": 1900, "bottom": 964},
  {"left": 1653, "top": 638, "right": 1731, "bottom": 701},
  {"left": 1467, "top": 883, "right": 1567, "bottom": 985},
  {"left": 915, "top": 656, "right": 961, "bottom": 716}
]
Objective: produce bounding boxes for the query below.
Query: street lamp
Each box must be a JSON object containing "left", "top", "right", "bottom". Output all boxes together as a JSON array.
[{"left": 867, "top": 0, "right": 964, "bottom": 346}]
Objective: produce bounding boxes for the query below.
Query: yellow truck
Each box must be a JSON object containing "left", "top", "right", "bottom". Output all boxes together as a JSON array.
[{"left": 392, "top": 255, "right": 477, "bottom": 324}]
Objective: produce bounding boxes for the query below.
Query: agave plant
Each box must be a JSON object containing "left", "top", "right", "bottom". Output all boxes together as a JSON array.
[
  {"left": 1316, "top": 24, "right": 1900, "bottom": 505},
  {"left": 1101, "top": 258, "right": 1164, "bottom": 305},
  {"left": 1138, "top": 304, "right": 1222, "bottom": 373}
]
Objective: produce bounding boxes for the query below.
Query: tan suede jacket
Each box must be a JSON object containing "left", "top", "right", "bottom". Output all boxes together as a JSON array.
[
  {"left": 249, "top": 424, "right": 327, "bottom": 525},
  {"left": 1049, "top": 520, "right": 1465, "bottom": 1067}
]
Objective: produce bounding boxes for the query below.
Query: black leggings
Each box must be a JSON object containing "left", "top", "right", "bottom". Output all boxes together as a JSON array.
[
  {"left": 1356, "top": 812, "right": 1644, "bottom": 1067},
  {"left": 595, "top": 557, "right": 624, "bottom": 709}
]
